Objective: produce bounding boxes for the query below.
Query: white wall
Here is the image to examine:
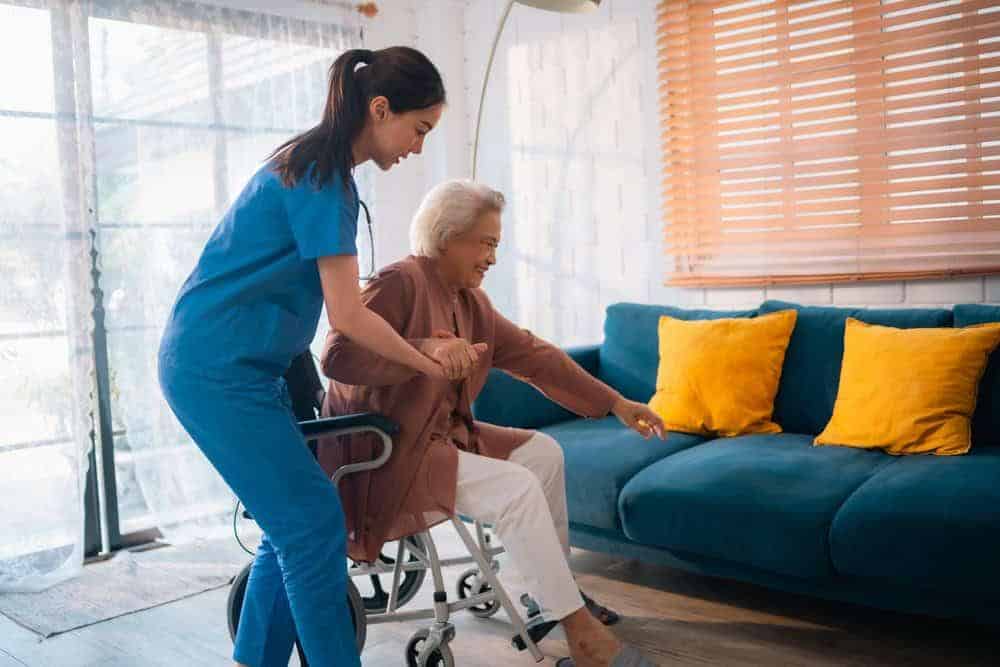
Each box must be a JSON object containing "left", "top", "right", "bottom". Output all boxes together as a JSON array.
[
  {"left": 372, "top": 0, "right": 1000, "bottom": 346},
  {"left": 360, "top": 0, "right": 471, "bottom": 266},
  {"left": 459, "top": 0, "right": 672, "bottom": 345}
]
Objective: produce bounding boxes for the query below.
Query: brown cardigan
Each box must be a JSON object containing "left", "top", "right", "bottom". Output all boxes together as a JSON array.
[{"left": 319, "top": 255, "right": 620, "bottom": 563}]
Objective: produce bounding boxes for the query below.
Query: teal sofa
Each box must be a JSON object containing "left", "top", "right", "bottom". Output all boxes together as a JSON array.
[{"left": 473, "top": 301, "right": 1000, "bottom": 625}]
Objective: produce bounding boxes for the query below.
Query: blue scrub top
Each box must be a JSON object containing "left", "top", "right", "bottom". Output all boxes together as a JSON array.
[{"left": 159, "top": 162, "right": 358, "bottom": 380}]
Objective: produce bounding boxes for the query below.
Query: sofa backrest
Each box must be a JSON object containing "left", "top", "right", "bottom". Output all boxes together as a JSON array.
[
  {"left": 599, "top": 300, "right": 968, "bottom": 437},
  {"left": 954, "top": 304, "right": 1000, "bottom": 448},
  {"left": 598, "top": 303, "right": 757, "bottom": 402},
  {"left": 757, "top": 300, "right": 953, "bottom": 435}
]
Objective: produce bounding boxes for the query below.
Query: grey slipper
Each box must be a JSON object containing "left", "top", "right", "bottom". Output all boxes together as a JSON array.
[{"left": 555, "top": 644, "right": 657, "bottom": 667}]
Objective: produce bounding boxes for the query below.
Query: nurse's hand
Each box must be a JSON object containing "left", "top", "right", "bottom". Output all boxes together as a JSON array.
[
  {"left": 419, "top": 332, "right": 487, "bottom": 380},
  {"left": 415, "top": 356, "right": 450, "bottom": 379}
]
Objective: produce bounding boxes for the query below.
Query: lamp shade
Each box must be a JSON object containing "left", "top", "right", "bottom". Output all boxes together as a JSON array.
[{"left": 515, "top": 0, "right": 600, "bottom": 13}]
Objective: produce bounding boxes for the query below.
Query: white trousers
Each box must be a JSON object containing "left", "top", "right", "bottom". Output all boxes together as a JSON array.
[{"left": 453, "top": 431, "right": 585, "bottom": 621}]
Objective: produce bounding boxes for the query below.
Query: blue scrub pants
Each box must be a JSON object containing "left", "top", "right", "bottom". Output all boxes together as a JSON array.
[{"left": 158, "top": 356, "right": 360, "bottom": 667}]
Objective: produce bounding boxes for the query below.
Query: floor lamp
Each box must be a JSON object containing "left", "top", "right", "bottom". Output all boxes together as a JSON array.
[{"left": 471, "top": 0, "right": 601, "bottom": 180}]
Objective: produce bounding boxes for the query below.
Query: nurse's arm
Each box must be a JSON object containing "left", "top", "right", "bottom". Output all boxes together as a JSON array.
[
  {"left": 317, "top": 255, "right": 443, "bottom": 379},
  {"left": 320, "top": 264, "right": 430, "bottom": 386}
]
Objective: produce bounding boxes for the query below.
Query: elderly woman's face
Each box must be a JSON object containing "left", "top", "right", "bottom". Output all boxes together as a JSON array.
[{"left": 438, "top": 209, "right": 501, "bottom": 289}]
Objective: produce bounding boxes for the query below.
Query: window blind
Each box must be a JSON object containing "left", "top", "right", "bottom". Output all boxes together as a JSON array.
[{"left": 658, "top": 0, "right": 1000, "bottom": 286}]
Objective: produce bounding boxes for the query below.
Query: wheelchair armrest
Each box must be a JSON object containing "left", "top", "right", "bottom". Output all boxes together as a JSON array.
[
  {"left": 238, "top": 414, "right": 397, "bottom": 523},
  {"left": 297, "top": 412, "right": 397, "bottom": 488},
  {"left": 298, "top": 412, "right": 400, "bottom": 440}
]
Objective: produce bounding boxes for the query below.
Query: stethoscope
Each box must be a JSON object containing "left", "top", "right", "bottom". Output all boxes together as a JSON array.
[{"left": 359, "top": 198, "right": 375, "bottom": 281}]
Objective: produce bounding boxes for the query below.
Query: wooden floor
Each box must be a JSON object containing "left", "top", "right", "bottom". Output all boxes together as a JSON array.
[{"left": 1, "top": 524, "right": 997, "bottom": 666}]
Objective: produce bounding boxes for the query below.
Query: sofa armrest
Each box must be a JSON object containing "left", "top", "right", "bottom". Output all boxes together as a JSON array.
[{"left": 473, "top": 345, "right": 602, "bottom": 429}]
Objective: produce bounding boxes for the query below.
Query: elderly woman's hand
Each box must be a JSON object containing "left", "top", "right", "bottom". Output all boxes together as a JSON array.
[
  {"left": 418, "top": 331, "right": 487, "bottom": 380},
  {"left": 612, "top": 398, "right": 667, "bottom": 440}
]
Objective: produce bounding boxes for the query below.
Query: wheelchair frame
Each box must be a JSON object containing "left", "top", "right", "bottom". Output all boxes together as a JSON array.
[
  {"left": 227, "top": 352, "right": 547, "bottom": 665},
  {"left": 332, "top": 420, "right": 545, "bottom": 663}
]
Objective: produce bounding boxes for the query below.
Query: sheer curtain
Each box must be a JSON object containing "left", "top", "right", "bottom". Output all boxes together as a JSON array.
[
  {"left": 1, "top": 0, "right": 369, "bottom": 591},
  {"left": 0, "top": 1, "right": 96, "bottom": 592}
]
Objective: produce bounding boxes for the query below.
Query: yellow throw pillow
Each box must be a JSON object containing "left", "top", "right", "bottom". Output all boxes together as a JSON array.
[
  {"left": 815, "top": 318, "right": 1000, "bottom": 456},
  {"left": 648, "top": 310, "right": 797, "bottom": 437}
]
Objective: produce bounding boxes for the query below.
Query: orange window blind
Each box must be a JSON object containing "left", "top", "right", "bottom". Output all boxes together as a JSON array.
[{"left": 657, "top": 0, "right": 1000, "bottom": 286}]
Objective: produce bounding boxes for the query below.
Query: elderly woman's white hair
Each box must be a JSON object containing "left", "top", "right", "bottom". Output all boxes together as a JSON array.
[{"left": 410, "top": 179, "right": 505, "bottom": 258}]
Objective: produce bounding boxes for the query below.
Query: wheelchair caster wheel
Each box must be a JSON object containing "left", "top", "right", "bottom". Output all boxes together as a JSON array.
[
  {"left": 405, "top": 628, "right": 455, "bottom": 667},
  {"left": 456, "top": 568, "right": 501, "bottom": 618}
]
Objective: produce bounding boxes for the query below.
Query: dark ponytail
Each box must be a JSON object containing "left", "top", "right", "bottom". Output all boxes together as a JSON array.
[{"left": 270, "top": 46, "right": 445, "bottom": 190}]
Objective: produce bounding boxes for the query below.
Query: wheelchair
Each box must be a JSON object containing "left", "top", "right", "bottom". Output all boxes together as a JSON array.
[{"left": 225, "top": 351, "right": 554, "bottom": 666}]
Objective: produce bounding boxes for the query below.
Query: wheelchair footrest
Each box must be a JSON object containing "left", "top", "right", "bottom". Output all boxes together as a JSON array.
[
  {"left": 520, "top": 593, "right": 542, "bottom": 619},
  {"left": 511, "top": 618, "right": 559, "bottom": 651}
]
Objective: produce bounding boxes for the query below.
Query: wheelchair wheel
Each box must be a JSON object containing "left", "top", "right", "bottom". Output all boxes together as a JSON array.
[
  {"left": 456, "top": 567, "right": 501, "bottom": 618},
  {"left": 226, "top": 561, "right": 367, "bottom": 664},
  {"left": 405, "top": 628, "right": 455, "bottom": 667},
  {"left": 354, "top": 534, "right": 427, "bottom": 613}
]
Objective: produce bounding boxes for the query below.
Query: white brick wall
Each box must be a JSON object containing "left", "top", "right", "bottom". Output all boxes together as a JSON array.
[
  {"left": 362, "top": 0, "right": 471, "bottom": 267},
  {"left": 831, "top": 283, "right": 905, "bottom": 306},
  {"left": 462, "top": 0, "right": 660, "bottom": 344},
  {"left": 371, "top": 1, "right": 1000, "bottom": 347},
  {"left": 705, "top": 287, "right": 766, "bottom": 309},
  {"left": 905, "top": 279, "right": 986, "bottom": 306},
  {"left": 988, "top": 277, "right": 1000, "bottom": 302}
]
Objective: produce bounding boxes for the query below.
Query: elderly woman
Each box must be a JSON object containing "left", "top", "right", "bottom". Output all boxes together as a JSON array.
[{"left": 319, "top": 180, "right": 663, "bottom": 667}]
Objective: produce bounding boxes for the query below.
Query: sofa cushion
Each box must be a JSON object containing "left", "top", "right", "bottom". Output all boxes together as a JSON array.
[
  {"left": 830, "top": 448, "right": 1000, "bottom": 597},
  {"left": 649, "top": 310, "right": 797, "bottom": 437},
  {"left": 541, "top": 416, "right": 704, "bottom": 533},
  {"left": 619, "top": 433, "right": 894, "bottom": 578},
  {"left": 954, "top": 304, "right": 1000, "bottom": 448},
  {"left": 815, "top": 317, "right": 1000, "bottom": 456},
  {"left": 599, "top": 303, "right": 757, "bottom": 402},
  {"left": 758, "top": 300, "right": 953, "bottom": 435}
]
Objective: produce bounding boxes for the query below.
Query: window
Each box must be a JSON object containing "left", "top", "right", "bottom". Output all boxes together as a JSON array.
[
  {"left": 657, "top": 0, "right": 1000, "bottom": 286},
  {"left": 1, "top": 0, "right": 362, "bottom": 589}
]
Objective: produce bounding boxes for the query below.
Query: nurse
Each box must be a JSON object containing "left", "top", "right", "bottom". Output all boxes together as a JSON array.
[{"left": 157, "top": 47, "right": 465, "bottom": 667}]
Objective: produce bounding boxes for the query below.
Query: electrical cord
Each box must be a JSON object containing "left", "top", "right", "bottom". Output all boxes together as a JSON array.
[
  {"left": 359, "top": 198, "right": 376, "bottom": 281},
  {"left": 233, "top": 499, "right": 255, "bottom": 556}
]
